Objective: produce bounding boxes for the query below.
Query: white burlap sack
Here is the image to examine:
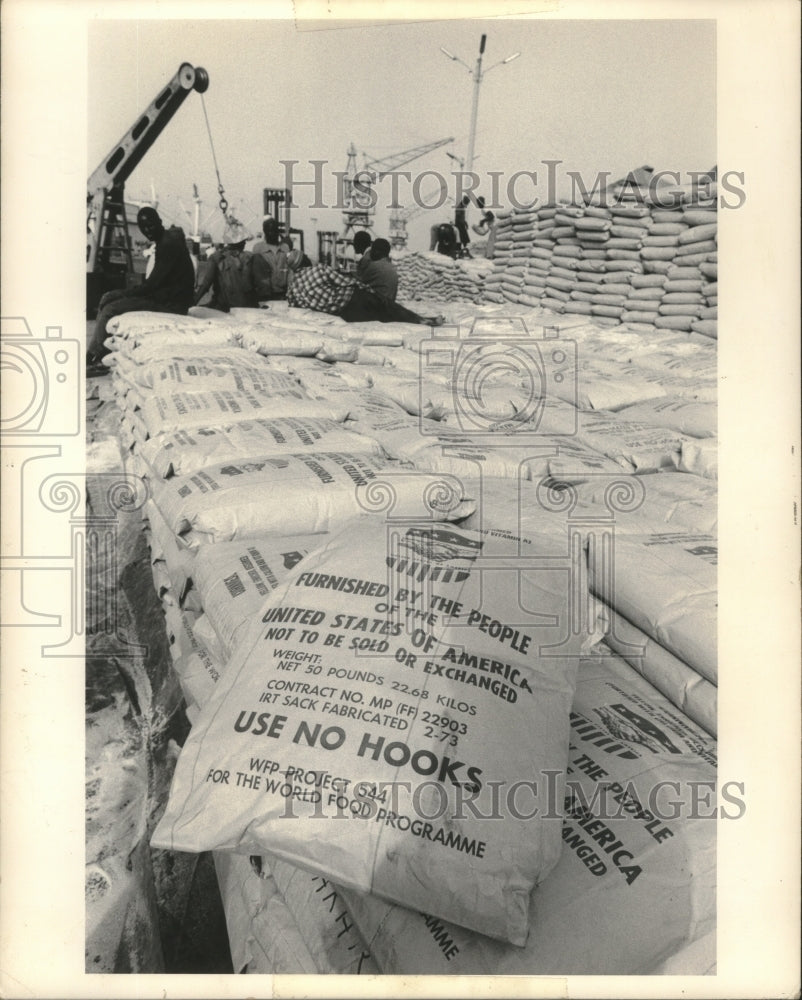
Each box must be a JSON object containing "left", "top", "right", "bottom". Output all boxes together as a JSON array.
[
  {"left": 215, "top": 852, "right": 379, "bottom": 974},
  {"left": 192, "top": 535, "right": 319, "bottom": 657},
  {"left": 161, "top": 603, "right": 225, "bottom": 718},
  {"left": 557, "top": 366, "right": 667, "bottom": 412},
  {"left": 238, "top": 327, "right": 325, "bottom": 357},
  {"left": 546, "top": 437, "right": 629, "bottom": 482},
  {"left": 124, "top": 356, "right": 273, "bottom": 393},
  {"left": 143, "top": 498, "right": 195, "bottom": 596},
  {"left": 213, "top": 851, "right": 317, "bottom": 973},
  {"left": 603, "top": 614, "right": 716, "bottom": 735},
  {"left": 107, "top": 311, "right": 232, "bottom": 339},
  {"left": 116, "top": 349, "right": 250, "bottom": 381},
  {"left": 264, "top": 857, "right": 379, "bottom": 973},
  {"left": 672, "top": 440, "right": 718, "bottom": 479},
  {"left": 587, "top": 530, "right": 717, "bottom": 683},
  {"left": 148, "top": 452, "right": 474, "bottom": 549},
  {"left": 573, "top": 471, "right": 717, "bottom": 534},
  {"left": 618, "top": 396, "right": 716, "bottom": 438},
  {"left": 140, "top": 418, "right": 384, "bottom": 479},
  {"left": 339, "top": 649, "right": 717, "bottom": 975},
  {"left": 152, "top": 519, "right": 601, "bottom": 945},
  {"left": 138, "top": 387, "right": 347, "bottom": 439},
  {"left": 368, "top": 371, "right": 452, "bottom": 421},
  {"left": 576, "top": 412, "right": 691, "bottom": 473}
]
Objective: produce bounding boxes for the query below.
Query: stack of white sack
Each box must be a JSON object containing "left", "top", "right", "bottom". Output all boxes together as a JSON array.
[
  {"left": 471, "top": 181, "right": 717, "bottom": 341},
  {"left": 152, "top": 517, "right": 604, "bottom": 947},
  {"left": 100, "top": 320, "right": 473, "bottom": 972},
  {"left": 586, "top": 529, "right": 717, "bottom": 736},
  {"left": 212, "top": 852, "right": 378, "bottom": 974},
  {"left": 95, "top": 298, "right": 718, "bottom": 973},
  {"left": 456, "top": 476, "right": 717, "bottom": 736},
  {"left": 146, "top": 451, "right": 473, "bottom": 550},
  {"left": 336, "top": 647, "right": 717, "bottom": 975},
  {"left": 396, "top": 251, "right": 492, "bottom": 304}
]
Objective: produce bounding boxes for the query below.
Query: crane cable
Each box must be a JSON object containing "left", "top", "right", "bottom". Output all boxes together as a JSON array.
[{"left": 199, "top": 92, "right": 229, "bottom": 217}]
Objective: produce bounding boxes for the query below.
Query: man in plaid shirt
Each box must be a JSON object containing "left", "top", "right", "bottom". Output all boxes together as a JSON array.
[
  {"left": 286, "top": 252, "right": 443, "bottom": 326},
  {"left": 286, "top": 262, "right": 358, "bottom": 314}
]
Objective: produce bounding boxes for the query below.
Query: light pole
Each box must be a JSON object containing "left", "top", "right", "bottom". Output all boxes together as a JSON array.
[{"left": 440, "top": 35, "right": 520, "bottom": 175}]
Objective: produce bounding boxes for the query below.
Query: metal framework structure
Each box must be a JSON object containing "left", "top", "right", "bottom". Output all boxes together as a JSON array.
[
  {"left": 86, "top": 62, "right": 209, "bottom": 312},
  {"left": 340, "top": 136, "right": 454, "bottom": 238},
  {"left": 388, "top": 191, "right": 456, "bottom": 250}
]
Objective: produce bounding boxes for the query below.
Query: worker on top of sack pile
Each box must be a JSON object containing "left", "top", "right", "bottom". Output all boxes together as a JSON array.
[
  {"left": 454, "top": 195, "right": 472, "bottom": 258},
  {"left": 86, "top": 206, "right": 195, "bottom": 377},
  {"left": 252, "top": 216, "right": 290, "bottom": 300},
  {"left": 285, "top": 249, "right": 444, "bottom": 326},
  {"left": 471, "top": 196, "right": 497, "bottom": 258},
  {"left": 193, "top": 222, "right": 259, "bottom": 313},
  {"left": 430, "top": 221, "right": 459, "bottom": 258}
]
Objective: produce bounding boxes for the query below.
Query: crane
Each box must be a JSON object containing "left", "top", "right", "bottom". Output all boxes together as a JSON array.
[
  {"left": 388, "top": 189, "right": 456, "bottom": 250},
  {"left": 86, "top": 62, "right": 209, "bottom": 314},
  {"left": 340, "top": 136, "right": 454, "bottom": 237}
]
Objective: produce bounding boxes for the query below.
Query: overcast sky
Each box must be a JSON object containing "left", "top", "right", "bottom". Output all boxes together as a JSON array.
[{"left": 89, "top": 16, "right": 715, "bottom": 249}]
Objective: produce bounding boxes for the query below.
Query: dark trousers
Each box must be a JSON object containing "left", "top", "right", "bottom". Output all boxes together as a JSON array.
[
  {"left": 87, "top": 291, "right": 188, "bottom": 362},
  {"left": 340, "top": 287, "right": 423, "bottom": 325}
]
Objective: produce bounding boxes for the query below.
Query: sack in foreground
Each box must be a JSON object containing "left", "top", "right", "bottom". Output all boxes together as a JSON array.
[{"left": 152, "top": 519, "right": 602, "bottom": 945}]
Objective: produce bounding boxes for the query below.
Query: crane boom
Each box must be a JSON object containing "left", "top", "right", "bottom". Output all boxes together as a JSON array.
[
  {"left": 88, "top": 63, "right": 209, "bottom": 197},
  {"left": 86, "top": 62, "right": 209, "bottom": 315},
  {"left": 362, "top": 137, "right": 455, "bottom": 178},
  {"left": 340, "top": 136, "right": 455, "bottom": 238}
]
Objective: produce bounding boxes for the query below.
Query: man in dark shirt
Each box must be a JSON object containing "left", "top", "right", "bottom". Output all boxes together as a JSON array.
[
  {"left": 86, "top": 207, "right": 195, "bottom": 373},
  {"left": 454, "top": 195, "right": 471, "bottom": 258},
  {"left": 352, "top": 230, "right": 373, "bottom": 280},
  {"left": 358, "top": 238, "right": 399, "bottom": 304},
  {"left": 287, "top": 246, "right": 443, "bottom": 326}
]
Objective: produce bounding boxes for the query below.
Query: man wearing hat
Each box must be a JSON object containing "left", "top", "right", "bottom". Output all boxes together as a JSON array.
[
  {"left": 193, "top": 221, "right": 259, "bottom": 312},
  {"left": 252, "top": 216, "right": 289, "bottom": 300},
  {"left": 86, "top": 206, "right": 195, "bottom": 375}
]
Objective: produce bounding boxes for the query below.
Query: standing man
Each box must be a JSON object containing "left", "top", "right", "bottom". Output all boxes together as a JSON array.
[
  {"left": 252, "top": 216, "right": 289, "bottom": 300},
  {"left": 454, "top": 195, "right": 472, "bottom": 258},
  {"left": 193, "top": 222, "right": 258, "bottom": 312},
  {"left": 86, "top": 207, "right": 195, "bottom": 374}
]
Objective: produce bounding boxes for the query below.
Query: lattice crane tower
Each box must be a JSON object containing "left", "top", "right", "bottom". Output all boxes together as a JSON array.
[{"left": 341, "top": 136, "right": 454, "bottom": 238}]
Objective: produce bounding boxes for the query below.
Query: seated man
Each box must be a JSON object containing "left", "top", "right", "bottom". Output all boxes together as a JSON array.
[
  {"left": 286, "top": 250, "right": 442, "bottom": 326},
  {"left": 193, "top": 223, "right": 258, "bottom": 312},
  {"left": 279, "top": 235, "right": 312, "bottom": 271},
  {"left": 86, "top": 207, "right": 195, "bottom": 373},
  {"left": 352, "top": 230, "right": 373, "bottom": 280},
  {"left": 358, "top": 238, "right": 399, "bottom": 304}
]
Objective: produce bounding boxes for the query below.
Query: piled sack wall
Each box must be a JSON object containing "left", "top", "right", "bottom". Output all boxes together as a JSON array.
[
  {"left": 86, "top": 293, "right": 718, "bottom": 975},
  {"left": 483, "top": 193, "right": 717, "bottom": 339}
]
